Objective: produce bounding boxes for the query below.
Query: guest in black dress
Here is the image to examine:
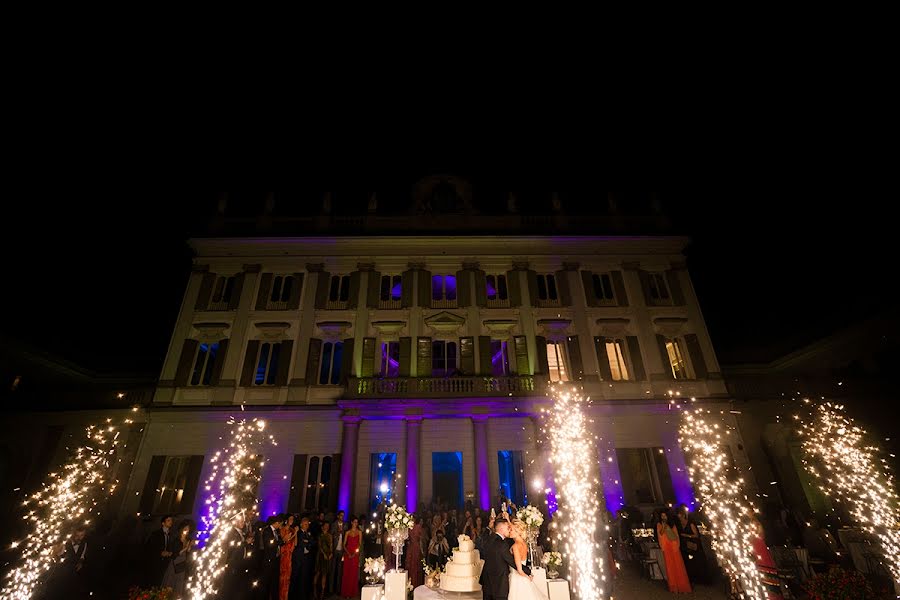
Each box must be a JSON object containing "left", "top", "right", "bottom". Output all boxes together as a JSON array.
[{"left": 675, "top": 507, "right": 708, "bottom": 584}]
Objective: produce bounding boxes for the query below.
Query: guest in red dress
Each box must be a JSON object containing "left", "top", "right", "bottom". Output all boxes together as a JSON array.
[
  {"left": 341, "top": 517, "right": 362, "bottom": 598},
  {"left": 657, "top": 510, "right": 692, "bottom": 593},
  {"left": 279, "top": 514, "right": 297, "bottom": 600},
  {"left": 406, "top": 517, "right": 425, "bottom": 587}
]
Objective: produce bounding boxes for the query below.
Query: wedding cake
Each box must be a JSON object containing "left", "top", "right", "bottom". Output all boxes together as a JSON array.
[{"left": 440, "top": 535, "right": 484, "bottom": 592}]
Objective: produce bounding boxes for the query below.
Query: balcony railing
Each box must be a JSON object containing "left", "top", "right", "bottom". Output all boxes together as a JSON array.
[
  {"left": 346, "top": 375, "right": 543, "bottom": 398},
  {"left": 266, "top": 300, "right": 289, "bottom": 310},
  {"left": 535, "top": 298, "right": 561, "bottom": 308},
  {"left": 485, "top": 297, "right": 510, "bottom": 308},
  {"left": 206, "top": 300, "right": 231, "bottom": 311},
  {"left": 430, "top": 298, "right": 458, "bottom": 309},
  {"left": 326, "top": 299, "right": 349, "bottom": 310},
  {"left": 378, "top": 298, "right": 402, "bottom": 309}
]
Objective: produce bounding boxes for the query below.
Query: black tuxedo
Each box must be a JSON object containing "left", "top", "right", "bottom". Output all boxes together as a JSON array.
[
  {"left": 44, "top": 540, "right": 92, "bottom": 600},
  {"left": 482, "top": 534, "right": 520, "bottom": 600},
  {"left": 223, "top": 526, "right": 253, "bottom": 600},
  {"left": 145, "top": 527, "right": 180, "bottom": 586},
  {"left": 255, "top": 526, "right": 282, "bottom": 600},
  {"left": 291, "top": 528, "right": 314, "bottom": 600}
]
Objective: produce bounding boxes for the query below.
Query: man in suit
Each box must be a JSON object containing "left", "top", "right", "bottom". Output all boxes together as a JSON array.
[
  {"left": 291, "top": 517, "right": 314, "bottom": 600},
  {"left": 144, "top": 515, "right": 179, "bottom": 587},
  {"left": 482, "top": 520, "right": 531, "bottom": 600},
  {"left": 255, "top": 515, "right": 283, "bottom": 600},
  {"left": 331, "top": 510, "right": 347, "bottom": 595},
  {"left": 223, "top": 513, "right": 255, "bottom": 600},
  {"left": 45, "top": 526, "right": 93, "bottom": 600}
]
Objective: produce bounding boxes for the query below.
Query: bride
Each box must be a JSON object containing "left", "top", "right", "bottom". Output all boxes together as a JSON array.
[{"left": 508, "top": 519, "right": 549, "bottom": 600}]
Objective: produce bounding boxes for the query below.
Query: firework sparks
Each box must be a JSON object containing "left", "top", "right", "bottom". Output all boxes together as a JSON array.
[
  {"left": 188, "top": 417, "right": 275, "bottom": 600},
  {"left": 798, "top": 401, "right": 900, "bottom": 582},
  {"left": 1, "top": 419, "right": 130, "bottom": 600},
  {"left": 679, "top": 408, "right": 766, "bottom": 599},
  {"left": 542, "top": 384, "right": 604, "bottom": 600}
]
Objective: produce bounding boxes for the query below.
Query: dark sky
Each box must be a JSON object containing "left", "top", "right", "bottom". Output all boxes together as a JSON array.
[{"left": 0, "top": 190, "right": 892, "bottom": 376}]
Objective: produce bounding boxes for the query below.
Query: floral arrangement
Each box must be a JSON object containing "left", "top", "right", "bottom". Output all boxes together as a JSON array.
[
  {"left": 385, "top": 503, "right": 414, "bottom": 530},
  {"left": 422, "top": 559, "right": 445, "bottom": 576},
  {"left": 516, "top": 505, "right": 544, "bottom": 529},
  {"left": 804, "top": 567, "right": 876, "bottom": 600},
  {"left": 541, "top": 552, "right": 563, "bottom": 568},
  {"left": 364, "top": 556, "right": 386, "bottom": 578},
  {"left": 128, "top": 586, "right": 174, "bottom": 600}
]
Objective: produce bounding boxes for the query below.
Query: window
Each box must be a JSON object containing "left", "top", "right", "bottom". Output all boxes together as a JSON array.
[
  {"left": 665, "top": 338, "right": 691, "bottom": 379},
  {"left": 209, "top": 275, "right": 235, "bottom": 309},
  {"left": 490, "top": 340, "right": 511, "bottom": 376},
  {"left": 380, "top": 341, "right": 401, "bottom": 377},
  {"left": 535, "top": 273, "right": 559, "bottom": 306},
  {"left": 546, "top": 341, "right": 569, "bottom": 382},
  {"left": 616, "top": 447, "right": 676, "bottom": 506},
  {"left": 498, "top": 450, "right": 527, "bottom": 507},
  {"left": 604, "top": 339, "right": 630, "bottom": 381},
  {"left": 190, "top": 342, "right": 220, "bottom": 386},
  {"left": 380, "top": 275, "right": 402, "bottom": 301},
  {"left": 270, "top": 275, "right": 295, "bottom": 303},
  {"left": 318, "top": 341, "right": 344, "bottom": 384},
  {"left": 486, "top": 274, "right": 509, "bottom": 301},
  {"left": 153, "top": 456, "right": 200, "bottom": 515},
  {"left": 254, "top": 342, "right": 282, "bottom": 385},
  {"left": 369, "top": 452, "right": 397, "bottom": 512},
  {"left": 432, "top": 274, "right": 457, "bottom": 303},
  {"left": 592, "top": 273, "right": 615, "bottom": 303},
  {"left": 432, "top": 340, "right": 458, "bottom": 376},
  {"left": 329, "top": 275, "right": 351, "bottom": 302},
  {"left": 303, "top": 455, "right": 333, "bottom": 512},
  {"left": 648, "top": 273, "right": 671, "bottom": 304}
]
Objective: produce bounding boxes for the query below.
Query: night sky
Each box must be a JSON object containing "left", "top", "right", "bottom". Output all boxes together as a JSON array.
[{"left": 0, "top": 190, "right": 892, "bottom": 377}]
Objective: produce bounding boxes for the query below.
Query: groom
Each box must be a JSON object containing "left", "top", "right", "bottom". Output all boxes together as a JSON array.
[{"left": 483, "top": 519, "right": 531, "bottom": 600}]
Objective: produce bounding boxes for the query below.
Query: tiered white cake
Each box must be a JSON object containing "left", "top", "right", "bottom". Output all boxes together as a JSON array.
[{"left": 440, "top": 535, "right": 484, "bottom": 592}]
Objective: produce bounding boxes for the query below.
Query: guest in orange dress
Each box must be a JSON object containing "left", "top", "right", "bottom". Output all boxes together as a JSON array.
[
  {"left": 341, "top": 517, "right": 362, "bottom": 598},
  {"left": 279, "top": 515, "right": 297, "bottom": 600},
  {"left": 657, "top": 510, "right": 692, "bottom": 593},
  {"left": 405, "top": 518, "right": 425, "bottom": 587}
]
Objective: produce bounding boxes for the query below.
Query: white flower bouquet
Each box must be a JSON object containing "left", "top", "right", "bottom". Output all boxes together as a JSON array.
[
  {"left": 385, "top": 503, "right": 414, "bottom": 531},
  {"left": 541, "top": 552, "right": 562, "bottom": 568},
  {"left": 516, "top": 505, "right": 544, "bottom": 529},
  {"left": 364, "top": 556, "right": 386, "bottom": 576}
]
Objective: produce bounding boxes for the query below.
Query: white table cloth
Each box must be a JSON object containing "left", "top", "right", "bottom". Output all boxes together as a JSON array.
[
  {"left": 362, "top": 584, "right": 384, "bottom": 600},
  {"left": 413, "top": 585, "right": 482, "bottom": 600}
]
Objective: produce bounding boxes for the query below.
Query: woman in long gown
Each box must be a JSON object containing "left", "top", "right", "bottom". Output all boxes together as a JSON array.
[
  {"left": 675, "top": 509, "right": 708, "bottom": 584},
  {"left": 341, "top": 517, "right": 362, "bottom": 598},
  {"left": 508, "top": 519, "right": 548, "bottom": 600},
  {"left": 161, "top": 522, "right": 194, "bottom": 599},
  {"left": 405, "top": 517, "right": 425, "bottom": 587},
  {"left": 315, "top": 522, "right": 334, "bottom": 600},
  {"left": 279, "top": 514, "right": 296, "bottom": 600},
  {"left": 656, "top": 510, "right": 692, "bottom": 593}
]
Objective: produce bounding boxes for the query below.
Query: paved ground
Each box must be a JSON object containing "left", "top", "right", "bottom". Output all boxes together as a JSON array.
[{"left": 610, "top": 564, "right": 728, "bottom": 600}]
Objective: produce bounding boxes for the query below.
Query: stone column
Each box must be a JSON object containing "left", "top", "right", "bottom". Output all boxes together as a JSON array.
[
  {"left": 473, "top": 416, "right": 491, "bottom": 510},
  {"left": 405, "top": 417, "right": 422, "bottom": 513},
  {"left": 337, "top": 416, "right": 362, "bottom": 514}
]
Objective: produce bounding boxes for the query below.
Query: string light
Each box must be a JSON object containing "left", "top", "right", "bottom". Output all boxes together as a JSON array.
[
  {"left": 188, "top": 417, "right": 275, "bottom": 600},
  {"left": 798, "top": 401, "right": 900, "bottom": 582},
  {"left": 1, "top": 419, "right": 131, "bottom": 600},
  {"left": 679, "top": 408, "right": 766, "bottom": 599},
  {"left": 541, "top": 383, "right": 604, "bottom": 600}
]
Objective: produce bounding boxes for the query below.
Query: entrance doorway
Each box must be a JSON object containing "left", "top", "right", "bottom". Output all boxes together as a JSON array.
[{"left": 432, "top": 452, "right": 463, "bottom": 508}]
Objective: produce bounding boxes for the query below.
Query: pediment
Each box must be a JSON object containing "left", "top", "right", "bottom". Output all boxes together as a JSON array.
[
  {"left": 653, "top": 317, "right": 689, "bottom": 338},
  {"left": 424, "top": 311, "right": 466, "bottom": 334},
  {"left": 193, "top": 322, "right": 230, "bottom": 342},
  {"left": 596, "top": 318, "right": 631, "bottom": 337},
  {"left": 254, "top": 321, "right": 291, "bottom": 340}
]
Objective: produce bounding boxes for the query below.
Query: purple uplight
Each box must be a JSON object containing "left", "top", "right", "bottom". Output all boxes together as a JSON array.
[
  {"left": 659, "top": 430, "right": 696, "bottom": 510},
  {"left": 406, "top": 420, "right": 421, "bottom": 513},
  {"left": 599, "top": 451, "right": 624, "bottom": 515},
  {"left": 337, "top": 420, "right": 360, "bottom": 515},
  {"left": 473, "top": 419, "right": 491, "bottom": 510}
]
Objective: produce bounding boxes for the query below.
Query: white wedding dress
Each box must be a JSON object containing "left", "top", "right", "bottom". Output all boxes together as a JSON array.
[{"left": 509, "top": 561, "right": 549, "bottom": 600}]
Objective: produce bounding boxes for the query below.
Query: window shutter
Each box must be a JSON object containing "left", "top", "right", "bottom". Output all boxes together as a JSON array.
[
  {"left": 656, "top": 334, "right": 672, "bottom": 379},
  {"left": 366, "top": 271, "right": 382, "bottom": 308},
  {"left": 417, "top": 270, "right": 432, "bottom": 308},
  {"left": 459, "top": 337, "right": 475, "bottom": 374},
  {"left": 526, "top": 271, "right": 539, "bottom": 305},
  {"left": 417, "top": 337, "right": 432, "bottom": 377},
  {"left": 287, "top": 273, "right": 304, "bottom": 310},
  {"left": 306, "top": 339, "right": 322, "bottom": 384},
  {"left": 327, "top": 454, "right": 342, "bottom": 512},
  {"left": 227, "top": 273, "right": 245, "bottom": 310},
  {"left": 626, "top": 336, "right": 645, "bottom": 380},
  {"left": 178, "top": 455, "right": 205, "bottom": 515},
  {"left": 555, "top": 270, "right": 572, "bottom": 306},
  {"left": 138, "top": 455, "right": 166, "bottom": 516},
  {"left": 639, "top": 271, "right": 654, "bottom": 306},
  {"left": 513, "top": 335, "right": 529, "bottom": 375},
  {"left": 478, "top": 336, "right": 492, "bottom": 375},
  {"left": 566, "top": 335, "right": 583, "bottom": 380},
  {"left": 611, "top": 271, "right": 628, "bottom": 307},
  {"left": 401, "top": 270, "right": 414, "bottom": 308},
  {"left": 195, "top": 273, "right": 215, "bottom": 310},
  {"left": 240, "top": 340, "right": 260, "bottom": 387},
  {"left": 456, "top": 269, "right": 472, "bottom": 308},
  {"left": 209, "top": 339, "right": 228, "bottom": 386},
  {"left": 340, "top": 338, "right": 355, "bottom": 383},
  {"left": 667, "top": 270, "right": 685, "bottom": 306},
  {"left": 595, "top": 337, "right": 613, "bottom": 381},
  {"left": 314, "top": 271, "right": 331, "bottom": 309},
  {"left": 361, "top": 337, "right": 376, "bottom": 378},
  {"left": 288, "top": 454, "right": 308, "bottom": 513},
  {"left": 399, "top": 337, "right": 412, "bottom": 377},
  {"left": 474, "top": 270, "right": 487, "bottom": 307},
  {"left": 348, "top": 272, "right": 361, "bottom": 309},
  {"left": 175, "top": 339, "right": 198, "bottom": 387},
  {"left": 506, "top": 270, "right": 522, "bottom": 307},
  {"left": 256, "top": 273, "right": 273, "bottom": 310},
  {"left": 535, "top": 336, "right": 549, "bottom": 375},
  {"left": 684, "top": 333, "right": 707, "bottom": 379},
  {"left": 274, "top": 340, "right": 293, "bottom": 386},
  {"left": 580, "top": 270, "right": 597, "bottom": 306}
]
